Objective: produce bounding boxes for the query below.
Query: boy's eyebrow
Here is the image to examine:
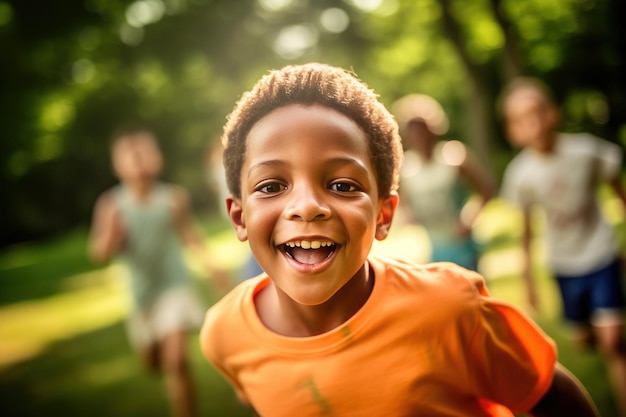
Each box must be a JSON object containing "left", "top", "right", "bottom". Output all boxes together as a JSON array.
[
  {"left": 327, "top": 156, "right": 370, "bottom": 173},
  {"left": 247, "top": 157, "right": 370, "bottom": 176},
  {"left": 247, "top": 160, "right": 288, "bottom": 178}
]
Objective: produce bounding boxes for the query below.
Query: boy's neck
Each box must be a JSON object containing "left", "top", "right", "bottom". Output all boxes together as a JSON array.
[
  {"left": 530, "top": 131, "right": 558, "bottom": 155},
  {"left": 256, "top": 263, "right": 374, "bottom": 337}
]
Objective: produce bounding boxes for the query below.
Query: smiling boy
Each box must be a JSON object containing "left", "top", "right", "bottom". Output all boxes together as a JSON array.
[{"left": 200, "top": 63, "right": 599, "bottom": 416}]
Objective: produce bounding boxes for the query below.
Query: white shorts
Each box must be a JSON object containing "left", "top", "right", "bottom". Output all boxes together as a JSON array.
[{"left": 126, "top": 285, "right": 205, "bottom": 350}]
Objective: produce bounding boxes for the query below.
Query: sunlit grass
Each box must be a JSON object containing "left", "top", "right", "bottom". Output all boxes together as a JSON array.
[
  {"left": 74, "top": 356, "right": 138, "bottom": 387},
  {"left": 0, "top": 217, "right": 246, "bottom": 370},
  {"left": 0, "top": 265, "right": 128, "bottom": 368},
  {"left": 372, "top": 223, "right": 430, "bottom": 263},
  {"left": 0, "top": 198, "right": 623, "bottom": 416},
  {"left": 188, "top": 228, "right": 250, "bottom": 273},
  {"left": 0, "top": 225, "right": 249, "bottom": 417},
  {"left": 0, "top": 231, "right": 247, "bottom": 370}
]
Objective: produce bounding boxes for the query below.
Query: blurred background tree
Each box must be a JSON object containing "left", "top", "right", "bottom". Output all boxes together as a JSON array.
[{"left": 1, "top": 0, "right": 624, "bottom": 247}]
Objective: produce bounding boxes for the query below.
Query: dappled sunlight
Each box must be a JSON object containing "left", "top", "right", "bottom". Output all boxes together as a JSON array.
[
  {"left": 441, "top": 140, "right": 466, "bottom": 166},
  {"left": 346, "top": 0, "right": 385, "bottom": 13},
  {"left": 273, "top": 24, "right": 319, "bottom": 60},
  {"left": 372, "top": 223, "right": 430, "bottom": 263},
  {"left": 373, "top": 37, "right": 429, "bottom": 77},
  {"left": 125, "top": 0, "right": 165, "bottom": 28},
  {"left": 0, "top": 265, "right": 128, "bottom": 369},
  {"left": 378, "top": 202, "right": 539, "bottom": 282},
  {"left": 478, "top": 246, "right": 523, "bottom": 280},
  {"left": 71, "top": 59, "right": 96, "bottom": 84},
  {"left": 38, "top": 95, "right": 75, "bottom": 134},
  {"left": 61, "top": 262, "right": 120, "bottom": 291},
  {"left": 603, "top": 193, "right": 626, "bottom": 225},
  {"left": 472, "top": 198, "right": 524, "bottom": 245},
  {"left": 185, "top": 229, "right": 249, "bottom": 276},
  {"left": 132, "top": 60, "right": 170, "bottom": 98},
  {"left": 319, "top": 8, "right": 350, "bottom": 33},
  {"left": 257, "top": 0, "right": 295, "bottom": 13}
]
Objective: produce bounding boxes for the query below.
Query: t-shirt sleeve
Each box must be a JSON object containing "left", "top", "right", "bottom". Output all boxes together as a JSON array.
[
  {"left": 593, "top": 135, "right": 622, "bottom": 180},
  {"left": 199, "top": 304, "right": 249, "bottom": 404},
  {"left": 465, "top": 294, "right": 557, "bottom": 413}
]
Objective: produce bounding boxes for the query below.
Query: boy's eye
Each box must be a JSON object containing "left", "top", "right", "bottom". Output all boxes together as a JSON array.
[
  {"left": 330, "top": 182, "right": 358, "bottom": 192},
  {"left": 257, "top": 182, "right": 286, "bottom": 194}
]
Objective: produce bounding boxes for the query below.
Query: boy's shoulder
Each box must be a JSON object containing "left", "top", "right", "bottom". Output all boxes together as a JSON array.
[
  {"left": 369, "top": 257, "right": 490, "bottom": 330},
  {"left": 202, "top": 276, "right": 267, "bottom": 326},
  {"left": 506, "top": 132, "right": 597, "bottom": 170},
  {"left": 200, "top": 275, "right": 267, "bottom": 358},
  {"left": 556, "top": 132, "right": 624, "bottom": 165},
  {"left": 558, "top": 132, "right": 602, "bottom": 151},
  {"left": 95, "top": 185, "right": 123, "bottom": 205},
  {"left": 203, "top": 258, "right": 487, "bottom": 333},
  {"left": 505, "top": 146, "right": 537, "bottom": 172},
  {"left": 371, "top": 256, "right": 487, "bottom": 299}
]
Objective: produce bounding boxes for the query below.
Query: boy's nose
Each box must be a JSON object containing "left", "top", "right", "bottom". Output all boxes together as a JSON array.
[{"left": 284, "top": 186, "right": 331, "bottom": 222}]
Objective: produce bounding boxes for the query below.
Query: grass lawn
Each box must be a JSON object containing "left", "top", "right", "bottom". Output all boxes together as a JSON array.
[{"left": 0, "top": 201, "right": 623, "bottom": 416}]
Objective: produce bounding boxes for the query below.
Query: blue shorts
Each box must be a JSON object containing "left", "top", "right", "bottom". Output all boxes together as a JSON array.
[{"left": 555, "top": 259, "right": 626, "bottom": 326}]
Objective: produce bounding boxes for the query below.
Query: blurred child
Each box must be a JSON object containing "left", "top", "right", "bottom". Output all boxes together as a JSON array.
[
  {"left": 199, "top": 63, "right": 599, "bottom": 416},
  {"left": 392, "top": 94, "right": 495, "bottom": 270},
  {"left": 499, "top": 77, "right": 626, "bottom": 416},
  {"left": 89, "top": 126, "right": 219, "bottom": 417}
]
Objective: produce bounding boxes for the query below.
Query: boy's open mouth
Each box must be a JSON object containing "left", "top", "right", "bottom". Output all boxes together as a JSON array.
[{"left": 281, "top": 240, "right": 337, "bottom": 265}]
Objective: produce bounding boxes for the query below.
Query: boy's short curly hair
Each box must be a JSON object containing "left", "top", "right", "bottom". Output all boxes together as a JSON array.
[{"left": 222, "top": 62, "right": 403, "bottom": 199}]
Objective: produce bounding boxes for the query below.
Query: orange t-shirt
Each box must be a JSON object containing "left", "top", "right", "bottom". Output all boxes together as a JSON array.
[{"left": 200, "top": 256, "right": 556, "bottom": 417}]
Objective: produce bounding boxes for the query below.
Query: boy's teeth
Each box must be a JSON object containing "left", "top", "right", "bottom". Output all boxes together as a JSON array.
[{"left": 286, "top": 240, "right": 333, "bottom": 249}]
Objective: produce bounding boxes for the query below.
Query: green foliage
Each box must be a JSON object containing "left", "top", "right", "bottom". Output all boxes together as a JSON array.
[{"left": 1, "top": 0, "right": 625, "bottom": 245}]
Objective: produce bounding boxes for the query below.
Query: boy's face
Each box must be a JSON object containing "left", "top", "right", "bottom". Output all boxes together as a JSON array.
[
  {"left": 227, "top": 104, "right": 397, "bottom": 306},
  {"left": 111, "top": 132, "right": 163, "bottom": 182},
  {"left": 504, "top": 88, "right": 559, "bottom": 152}
]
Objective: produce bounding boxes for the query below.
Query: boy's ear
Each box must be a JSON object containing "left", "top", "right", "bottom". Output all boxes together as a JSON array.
[
  {"left": 226, "top": 196, "right": 248, "bottom": 242},
  {"left": 375, "top": 191, "right": 399, "bottom": 241}
]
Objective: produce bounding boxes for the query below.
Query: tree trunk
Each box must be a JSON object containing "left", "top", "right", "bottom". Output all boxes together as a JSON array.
[
  {"left": 439, "top": 0, "right": 497, "bottom": 172},
  {"left": 489, "top": 0, "right": 525, "bottom": 81}
]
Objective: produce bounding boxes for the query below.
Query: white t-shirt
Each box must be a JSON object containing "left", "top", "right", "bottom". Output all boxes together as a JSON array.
[
  {"left": 400, "top": 144, "right": 465, "bottom": 243},
  {"left": 501, "top": 132, "right": 622, "bottom": 275}
]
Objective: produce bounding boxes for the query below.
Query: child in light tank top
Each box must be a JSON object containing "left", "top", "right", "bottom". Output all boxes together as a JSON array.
[{"left": 89, "top": 126, "right": 229, "bottom": 417}]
